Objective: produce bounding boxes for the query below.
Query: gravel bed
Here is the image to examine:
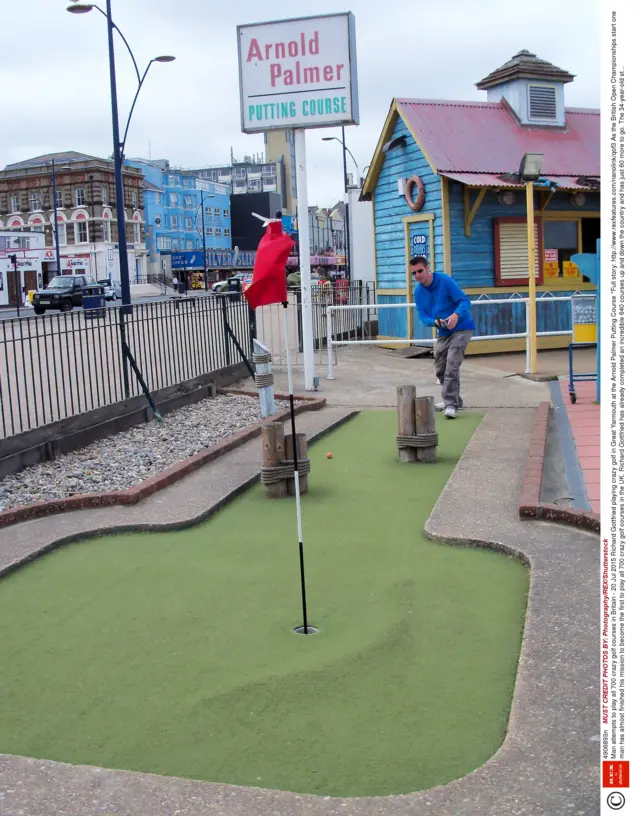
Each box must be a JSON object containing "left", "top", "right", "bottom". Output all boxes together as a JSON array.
[{"left": 0, "top": 394, "right": 289, "bottom": 512}]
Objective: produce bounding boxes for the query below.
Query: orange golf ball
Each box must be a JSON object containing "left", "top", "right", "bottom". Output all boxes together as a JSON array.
[{"left": 326, "top": 452, "right": 333, "bottom": 459}]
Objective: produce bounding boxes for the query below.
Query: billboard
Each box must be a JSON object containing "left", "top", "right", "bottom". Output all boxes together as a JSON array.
[{"left": 237, "top": 13, "right": 359, "bottom": 133}]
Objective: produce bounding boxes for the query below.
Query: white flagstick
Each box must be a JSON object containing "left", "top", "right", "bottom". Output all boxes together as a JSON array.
[{"left": 282, "top": 302, "right": 310, "bottom": 634}]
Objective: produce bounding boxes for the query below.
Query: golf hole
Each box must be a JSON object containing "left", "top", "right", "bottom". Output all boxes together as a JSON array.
[{"left": 293, "top": 625, "right": 319, "bottom": 635}]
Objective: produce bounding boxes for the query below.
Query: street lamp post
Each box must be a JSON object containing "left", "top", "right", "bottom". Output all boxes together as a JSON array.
[
  {"left": 198, "top": 190, "right": 218, "bottom": 292},
  {"left": 322, "top": 127, "right": 358, "bottom": 280},
  {"left": 519, "top": 152, "right": 544, "bottom": 375},
  {"left": 67, "top": 2, "right": 174, "bottom": 309}
]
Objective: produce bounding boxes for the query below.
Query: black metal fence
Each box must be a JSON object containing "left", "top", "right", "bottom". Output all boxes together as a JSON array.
[{"left": 0, "top": 296, "right": 255, "bottom": 440}]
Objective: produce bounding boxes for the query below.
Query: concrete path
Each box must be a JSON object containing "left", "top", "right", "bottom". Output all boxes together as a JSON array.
[{"left": 0, "top": 348, "right": 599, "bottom": 815}]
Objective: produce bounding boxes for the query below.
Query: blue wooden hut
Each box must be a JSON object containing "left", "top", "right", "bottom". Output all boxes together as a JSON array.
[{"left": 360, "top": 50, "right": 600, "bottom": 353}]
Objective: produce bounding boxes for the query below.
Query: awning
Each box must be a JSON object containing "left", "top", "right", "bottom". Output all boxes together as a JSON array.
[{"left": 440, "top": 171, "right": 600, "bottom": 191}]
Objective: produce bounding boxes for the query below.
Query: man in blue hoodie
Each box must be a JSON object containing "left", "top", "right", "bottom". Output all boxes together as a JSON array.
[{"left": 410, "top": 256, "right": 475, "bottom": 419}]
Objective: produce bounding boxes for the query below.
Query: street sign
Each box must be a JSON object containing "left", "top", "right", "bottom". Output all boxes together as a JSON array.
[{"left": 237, "top": 13, "right": 359, "bottom": 133}]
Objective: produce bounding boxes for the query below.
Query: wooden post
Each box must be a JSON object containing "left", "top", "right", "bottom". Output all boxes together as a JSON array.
[
  {"left": 415, "top": 396, "right": 437, "bottom": 463},
  {"left": 397, "top": 384, "right": 417, "bottom": 462},
  {"left": 262, "top": 422, "right": 287, "bottom": 498},
  {"left": 285, "top": 433, "right": 308, "bottom": 495}
]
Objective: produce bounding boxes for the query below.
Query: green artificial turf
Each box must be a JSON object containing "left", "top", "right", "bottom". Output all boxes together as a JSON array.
[{"left": 0, "top": 410, "right": 529, "bottom": 797}]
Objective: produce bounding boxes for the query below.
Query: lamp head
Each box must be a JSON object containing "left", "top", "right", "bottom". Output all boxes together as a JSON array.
[
  {"left": 66, "top": 3, "right": 94, "bottom": 13},
  {"left": 519, "top": 152, "right": 544, "bottom": 181},
  {"left": 154, "top": 55, "right": 176, "bottom": 63}
]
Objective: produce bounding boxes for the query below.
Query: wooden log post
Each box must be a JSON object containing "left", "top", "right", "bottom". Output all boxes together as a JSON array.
[
  {"left": 397, "top": 385, "right": 417, "bottom": 462},
  {"left": 285, "top": 433, "right": 309, "bottom": 495},
  {"left": 262, "top": 422, "right": 287, "bottom": 498},
  {"left": 415, "top": 396, "right": 437, "bottom": 463}
]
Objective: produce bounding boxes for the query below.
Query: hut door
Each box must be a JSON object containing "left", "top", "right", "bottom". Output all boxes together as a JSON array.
[{"left": 404, "top": 213, "right": 435, "bottom": 339}]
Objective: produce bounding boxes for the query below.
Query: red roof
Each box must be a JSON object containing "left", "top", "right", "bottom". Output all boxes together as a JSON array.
[{"left": 396, "top": 99, "right": 600, "bottom": 177}]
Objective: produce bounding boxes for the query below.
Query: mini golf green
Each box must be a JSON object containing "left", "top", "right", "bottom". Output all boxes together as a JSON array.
[{"left": 0, "top": 410, "right": 529, "bottom": 797}]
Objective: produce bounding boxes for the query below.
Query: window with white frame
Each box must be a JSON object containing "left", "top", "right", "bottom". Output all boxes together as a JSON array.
[
  {"left": 171, "top": 215, "right": 178, "bottom": 230},
  {"left": 172, "top": 240, "right": 179, "bottom": 250},
  {"left": 75, "top": 188, "right": 86, "bottom": 207},
  {"left": 232, "top": 167, "right": 246, "bottom": 179},
  {"left": 224, "top": 228, "right": 230, "bottom": 237},
  {"left": 215, "top": 227, "right": 222, "bottom": 237},
  {"left": 205, "top": 206, "right": 212, "bottom": 217},
  {"left": 185, "top": 217, "right": 193, "bottom": 230},
  {"left": 223, "top": 209, "right": 229, "bottom": 218},
  {"left": 184, "top": 195, "right": 192, "bottom": 208},
  {"left": 494, "top": 217, "right": 542, "bottom": 285},
  {"left": 170, "top": 193, "right": 178, "bottom": 207},
  {"left": 103, "top": 220, "right": 112, "bottom": 242},
  {"left": 57, "top": 222, "right": 67, "bottom": 246},
  {"left": 155, "top": 192, "right": 163, "bottom": 205},
  {"left": 10, "top": 194, "right": 19, "bottom": 212},
  {"left": 101, "top": 185, "right": 108, "bottom": 204},
  {"left": 262, "top": 165, "right": 276, "bottom": 176},
  {"left": 214, "top": 207, "right": 221, "bottom": 217},
  {"left": 132, "top": 191, "right": 138, "bottom": 208},
  {"left": 75, "top": 220, "right": 88, "bottom": 243},
  {"left": 133, "top": 222, "right": 141, "bottom": 243},
  {"left": 30, "top": 193, "right": 42, "bottom": 211},
  {"left": 206, "top": 227, "right": 213, "bottom": 236},
  {"left": 158, "top": 236, "right": 171, "bottom": 250},
  {"left": 55, "top": 190, "right": 63, "bottom": 209}
]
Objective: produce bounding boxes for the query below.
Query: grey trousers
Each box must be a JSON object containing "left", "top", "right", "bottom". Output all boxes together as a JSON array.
[{"left": 434, "top": 329, "right": 474, "bottom": 408}]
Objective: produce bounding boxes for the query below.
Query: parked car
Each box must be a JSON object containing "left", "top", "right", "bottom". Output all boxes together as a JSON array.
[
  {"left": 213, "top": 274, "right": 253, "bottom": 294},
  {"left": 32, "top": 275, "right": 98, "bottom": 314},
  {"left": 98, "top": 279, "right": 122, "bottom": 301}
]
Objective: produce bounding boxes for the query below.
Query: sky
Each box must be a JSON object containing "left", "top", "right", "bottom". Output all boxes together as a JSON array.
[{"left": 1, "top": 0, "right": 601, "bottom": 208}]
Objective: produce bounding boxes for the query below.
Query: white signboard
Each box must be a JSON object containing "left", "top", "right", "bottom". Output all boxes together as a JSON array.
[{"left": 237, "top": 13, "right": 359, "bottom": 132}]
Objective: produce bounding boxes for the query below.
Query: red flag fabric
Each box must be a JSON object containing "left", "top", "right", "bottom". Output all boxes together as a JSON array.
[{"left": 243, "top": 220, "right": 294, "bottom": 310}]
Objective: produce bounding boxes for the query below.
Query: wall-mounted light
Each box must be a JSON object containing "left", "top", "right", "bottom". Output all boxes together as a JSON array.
[
  {"left": 382, "top": 135, "right": 407, "bottom": 153},
  {"left": 397, "top": 178, "right": 407, "bottom": 196},
  {"left": 498, "top": 190, "right": 516, "bottom": 206},
  {"left": 571, "top": 192, "right": 586, "bottom": 208}
]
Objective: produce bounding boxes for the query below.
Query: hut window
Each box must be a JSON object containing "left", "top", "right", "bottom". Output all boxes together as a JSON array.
[{"left": 493, "top": 217, "right": 543, "bottom": 286}]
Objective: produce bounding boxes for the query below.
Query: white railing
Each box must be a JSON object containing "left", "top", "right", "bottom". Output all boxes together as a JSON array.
[{"left": 326, "top": 296, "right": 586, "bottom": 379}]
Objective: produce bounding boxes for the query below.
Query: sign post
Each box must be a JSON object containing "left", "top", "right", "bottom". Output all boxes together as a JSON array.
[{"left": 237, "top": 12, "right": 359, "bottom": 391}]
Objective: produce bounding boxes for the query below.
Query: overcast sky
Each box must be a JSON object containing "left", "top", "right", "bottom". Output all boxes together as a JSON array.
[{"left": 1, "top": 0, "right": 600, "bottom": 208}]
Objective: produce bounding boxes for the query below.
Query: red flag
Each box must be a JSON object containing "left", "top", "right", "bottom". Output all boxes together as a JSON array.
[{"left": 243, "top": 220, "right": 294, "bottom": 310}]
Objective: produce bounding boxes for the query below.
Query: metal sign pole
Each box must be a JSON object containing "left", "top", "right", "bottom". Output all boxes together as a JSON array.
[{"left": 294, "top": 129, "right": 316, "bottom": 391}]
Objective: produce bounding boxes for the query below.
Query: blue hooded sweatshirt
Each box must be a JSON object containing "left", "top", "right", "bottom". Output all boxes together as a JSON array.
[{"left": 414, "top": 272, "right": 475, "bottom": 337}]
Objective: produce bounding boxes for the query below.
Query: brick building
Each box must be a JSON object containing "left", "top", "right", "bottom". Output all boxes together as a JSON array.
[{"left": 0, "top": 151, "right": 147, "bottom": 287}]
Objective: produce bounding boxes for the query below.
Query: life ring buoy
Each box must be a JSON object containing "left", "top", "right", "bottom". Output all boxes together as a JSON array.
[{"left": 405, "top": 176, "right": 425, "bottom": 211}]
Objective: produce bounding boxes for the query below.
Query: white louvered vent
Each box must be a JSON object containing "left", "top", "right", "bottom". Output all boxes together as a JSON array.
[
  {"left": 498, "top": 222, "right": 539, "bottom": 280},
  {"left": 528, "top": 85, "right": 557, "bottom": 120}
]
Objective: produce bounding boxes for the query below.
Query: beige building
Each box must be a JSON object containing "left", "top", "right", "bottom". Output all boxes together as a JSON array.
[
  {"left": 264, "top": 130, "right": 297, "bottom": 215},
  {"left": 0, "top": 151, "right": 147, "bottom": 294}
]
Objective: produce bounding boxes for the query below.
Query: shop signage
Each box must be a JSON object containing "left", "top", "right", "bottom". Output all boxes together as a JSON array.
[{"left": 238, "top": 13, "right": 359, "bottom": 132}]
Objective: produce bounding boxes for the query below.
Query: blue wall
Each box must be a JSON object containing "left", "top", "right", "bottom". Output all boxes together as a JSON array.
[
  {"left": 374, "top": 117, "right": 443, "bottom": 290},
  {"left": 374, "top": 116, "right": 444, "bottom": 336}
]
